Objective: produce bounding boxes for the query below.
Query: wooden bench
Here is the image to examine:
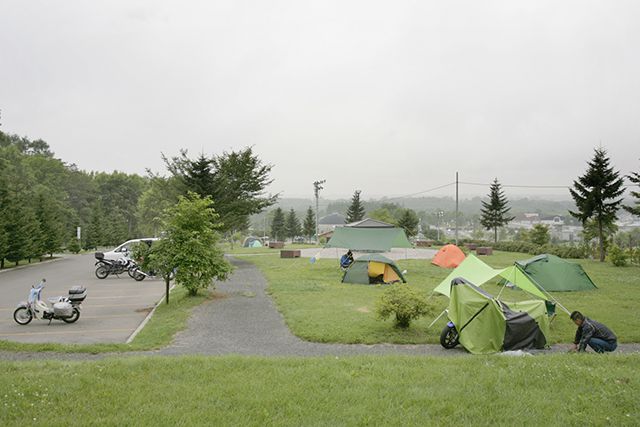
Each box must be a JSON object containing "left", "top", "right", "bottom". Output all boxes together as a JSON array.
[
  {"left": 465, "top": 243, "right": 478, "bottom": 250},
  {"left": 280, "top": 250, "right": 301, "bottom": 258},
  {"left": 476, "top": 247, "right": 493, "bottom": 255},
  {"left": 268, "top": 241, "right": 284, "bottom": 249}
]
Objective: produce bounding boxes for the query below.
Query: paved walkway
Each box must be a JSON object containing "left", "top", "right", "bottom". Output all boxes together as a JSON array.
[{"left": 1, "top": 257, "right": 639, "bottom": 360}]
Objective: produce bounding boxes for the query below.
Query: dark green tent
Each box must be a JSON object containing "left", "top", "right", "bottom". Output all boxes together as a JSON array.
[
  {"left": 515, "top": 254, "right": 597, "bottom": 292},
  {"left": 342, "top": 254, "right": 406, "bottom": 285},
  {"left": 326, "top": 227, "right": 412, "bottom": 252}
]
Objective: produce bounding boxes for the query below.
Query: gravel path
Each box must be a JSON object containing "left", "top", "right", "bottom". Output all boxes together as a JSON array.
[{"left": 1, "top": 257, "right": 639, "bottom": 361}]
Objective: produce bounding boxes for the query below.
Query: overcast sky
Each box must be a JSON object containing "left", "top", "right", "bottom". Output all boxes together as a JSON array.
[{"left": 2, "top": 1, "right": 639, "bottom": 199}]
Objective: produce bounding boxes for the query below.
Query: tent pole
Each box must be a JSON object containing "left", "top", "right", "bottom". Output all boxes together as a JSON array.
[{"left": 428, "top": 309, "right": 448, "bottom": 329}]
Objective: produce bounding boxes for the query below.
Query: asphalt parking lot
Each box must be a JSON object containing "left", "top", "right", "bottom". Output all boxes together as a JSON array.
[{"left": 0, "top": 253, "right": 166, "bottom": 344}]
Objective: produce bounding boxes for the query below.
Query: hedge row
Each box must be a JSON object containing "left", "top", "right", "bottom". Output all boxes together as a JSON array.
[{"left": 464, "top": 240, "right": 586, "bottom": 259}]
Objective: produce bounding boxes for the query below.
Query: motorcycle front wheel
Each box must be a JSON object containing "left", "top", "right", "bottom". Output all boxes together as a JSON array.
[
  {"left": 440, "top": 324, "right": 459, "bottom": 349},
  {"left": 62, "top": 308, "right": 80, "bottom": 324},
  {"left": 133, "top": 270, "right": 146, "bottom": 282},
  {"left": 95, "top": 265, "right": 109, "bottom": 279},
  {"left": 13, "top": 307, "right": 33, "bottom": 325}
]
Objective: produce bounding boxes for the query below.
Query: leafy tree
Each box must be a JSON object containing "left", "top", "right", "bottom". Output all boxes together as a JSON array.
[
  {"left": 569, "top": 148, "right": 625, "bottom": 262},
  {"left": 271, "top": 207, "right": 286, "bottom": 242},
  {"left": 345, "top": 190, "right": 365, "bottom": 223},
  {"left": 529, "top": 224, "right": 550, "bottom": 246},
  {"left": 480, "top": 178, "right": 515, "bottom": 243},
  {"left": 302, "top": 206, "right": 315, "bottom": 242},
  {"left": 397, "top": 209, "right": 420, "bottom": 238},
  {"left": 163, "top": 148, "right": 277, "bottom": 233},
  {"left": 368, "top": 208, "right": 397, "bottom": 225},
  {"left": 147, "top": 192, "right": 232, "bottom": 299},
  {"left": 624, "top": 161, "right": 640, "bottom": 217},
  {"left": 285, "top": 209, "right": 301, "bottom": 241}
]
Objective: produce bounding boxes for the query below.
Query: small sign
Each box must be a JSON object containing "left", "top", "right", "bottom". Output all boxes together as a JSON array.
[{"left": 76, "top": 226, "right": 81, "bottom": 240}]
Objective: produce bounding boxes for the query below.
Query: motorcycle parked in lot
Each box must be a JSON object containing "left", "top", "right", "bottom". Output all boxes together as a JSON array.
[
  {"left": 13, "top": 279, "right": 87, "bottom": 325},
  {"left": 94, "top": 252, "right": 141, "bottom": 280}
]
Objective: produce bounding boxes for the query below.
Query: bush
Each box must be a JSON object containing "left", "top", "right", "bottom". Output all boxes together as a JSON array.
[
  {"left": 375, "top": 285, "right": 433, "bottom": 328},
  {"left": 608, "top": 245, "right": 628, "bottom": 267}
]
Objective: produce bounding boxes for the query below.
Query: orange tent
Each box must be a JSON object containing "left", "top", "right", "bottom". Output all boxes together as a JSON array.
[{"left": 431, "top": 244, "right": 466, "bottom": 268}]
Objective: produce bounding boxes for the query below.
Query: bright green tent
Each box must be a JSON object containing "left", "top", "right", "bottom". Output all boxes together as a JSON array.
[
  {"left": 433, "top": 254, "right": 548, "bottom": 301},
  {"left": 448, "top": 278, "right": 550, "bottom": 354},
  {"left": 326, "top": 227, "right": 412, "bottom": 252},
  {"left": 515, "top": 254, "right": 597, "bottom": 292},
  {"left": 342, "top": 254, "right": 406, "bottom": 284}
]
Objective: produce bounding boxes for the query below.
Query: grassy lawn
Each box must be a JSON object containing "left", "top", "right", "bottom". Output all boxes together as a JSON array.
[
  {"left": 1, "top": 354, "right": 638, "bottom": 426},
  {"left": 0, "top": 286, "right": 208, "bottom": 353},
  {"left": 247, "top": 251, "right": 640, "bottom": 344}
]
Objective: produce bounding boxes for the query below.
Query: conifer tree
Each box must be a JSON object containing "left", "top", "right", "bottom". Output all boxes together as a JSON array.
[
  {"left": 302, "top": 206, "right": 315, "bottom": 242},
  {"left": 624, "top": 161, "right": 640, "bottom": 217},
  {"left": 397, "top": 209, "right": 419, "bottom": 238},
  {"left": 285, "top": 209, "right": 301, "bottom": 241},
  {"left": 480, "top": 178, "right": 515, "bottom": 243},
  {"left": 35, "top": 191, "right": 66, "bottom": 258},
  {"left": 345, "top": 190, "right": 365, "bottom": 223},
  {"left": 270, "top": 207, "right": 286, "bottom": 242},
  {"left": 570, "top": 147, "right": 625, "bottom": 262}
]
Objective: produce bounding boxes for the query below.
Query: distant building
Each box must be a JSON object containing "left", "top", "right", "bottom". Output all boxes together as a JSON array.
[{"left": 318, "top": 212, "right": 346, "bottom": 234}]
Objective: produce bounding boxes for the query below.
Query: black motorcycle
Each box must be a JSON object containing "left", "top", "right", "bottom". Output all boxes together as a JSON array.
[{"left": 94, "top": 252, "right": 143, "bottom": 280}]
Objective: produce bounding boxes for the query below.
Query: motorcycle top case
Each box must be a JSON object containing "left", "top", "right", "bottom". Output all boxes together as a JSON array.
[
  {"left": 68, "top": 286, "right": 87, "bottom": 302},
  {"left": 53, "top": 301, "right": 73, "bottom": 317}
]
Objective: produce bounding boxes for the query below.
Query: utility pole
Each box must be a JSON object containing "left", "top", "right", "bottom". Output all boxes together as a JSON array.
[
  {"left": 313, "top": 179, "right": 326, "bottom": 243},
  {"left": 455, "top": 172, "right": 459, "bottom": 245}
]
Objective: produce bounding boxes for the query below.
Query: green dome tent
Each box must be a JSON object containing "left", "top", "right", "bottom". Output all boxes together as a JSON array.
[
  {"left": 448, "top": 278, "right": 550, "bottom": 354},
  {"left": 342, "top": 254, "right": 406, "bottom": 285},
  {"left": 515, "top": 254, "right": 597, "bottom": 292}
]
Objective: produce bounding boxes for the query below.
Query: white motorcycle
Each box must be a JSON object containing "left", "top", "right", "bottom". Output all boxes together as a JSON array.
[{"left": 13, "top": 279, "right": 87, "bottom": 325}]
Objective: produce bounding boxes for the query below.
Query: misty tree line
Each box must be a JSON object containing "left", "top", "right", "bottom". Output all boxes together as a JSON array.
[
  {"left": 0, "top": 130, "right": 276, "bottom": 267},
  {"left": 263, "top": 147, "right": 640, "bottom": 263}
]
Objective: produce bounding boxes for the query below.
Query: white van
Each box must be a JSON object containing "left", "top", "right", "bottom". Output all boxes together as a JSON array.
[{"left": 101, "top": 238, "right": 159, "bottom": 261}]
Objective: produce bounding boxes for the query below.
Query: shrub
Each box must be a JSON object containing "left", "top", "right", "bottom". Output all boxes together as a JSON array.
[
  {"left": 608, "top": 245, "right": 628, "bottom": 267},
  {"left": 375, "top": 285, "right": 433, "bottom": 328}
]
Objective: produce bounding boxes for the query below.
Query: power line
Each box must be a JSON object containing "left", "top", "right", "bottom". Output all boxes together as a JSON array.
[{"left": 386, "top": 182, "right": 455, "bottom": 201}]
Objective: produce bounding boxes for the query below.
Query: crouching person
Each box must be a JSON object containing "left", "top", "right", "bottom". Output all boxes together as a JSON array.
[{"left": 570, "top": 311, "right": 617, "bottom": 353}]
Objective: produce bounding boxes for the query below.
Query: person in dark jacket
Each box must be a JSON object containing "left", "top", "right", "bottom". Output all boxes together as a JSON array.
[{"left": 570, "top": 311, "right": 617, "bottom": 353}]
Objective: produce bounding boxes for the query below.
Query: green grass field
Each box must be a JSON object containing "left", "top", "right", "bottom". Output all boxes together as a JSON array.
[
  {"left": 1, "top": 355, "right": 638, "bottom": 426},
  {"left": 247, "top": 251, "right": 640, "bottom": 344}
]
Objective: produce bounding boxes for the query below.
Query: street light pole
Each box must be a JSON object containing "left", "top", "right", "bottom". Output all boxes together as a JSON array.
[{"left": 313, "top": 180, "right": 326, "bottom": 243}]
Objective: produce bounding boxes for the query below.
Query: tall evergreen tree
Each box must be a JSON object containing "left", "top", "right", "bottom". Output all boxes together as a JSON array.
[
  {"left": 569, "top": 147, "right": 625, "bottom": 262},
  {"left": 624, "top": 161, "right": 640, "bottom": 217},
  {"left": 480, "top": 178, "right": 515, "bottom": 243},
  {"left": 345, "top": 190, "right": 365, "bottom": 223},
  {"left": 163, "top": 148, "right": 277, "bottom": 233},
  {"left": 4, "top": 197, "right": 38, "bottom": 266},
  {"left": 270, "top": 207, "right": 286, "bottom": 242},
  {"left": 84, "top": 201, "right": 105, "bottom": 250},
  {"left": 397, "top": 209, "right": 419, "bottom": 238},
  {"left": 35, "top": 191, "right": 66, "bottom": 258},
  {"left": 285, "top": 209, "right": 301, "bottom": 241},
  {"left": 302, "top": 206, "right": 315, "bottom": 241}
]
